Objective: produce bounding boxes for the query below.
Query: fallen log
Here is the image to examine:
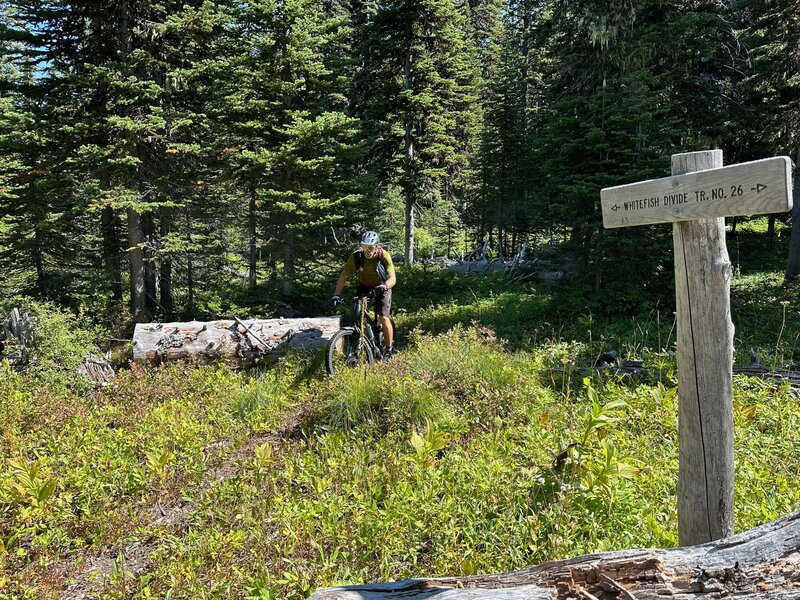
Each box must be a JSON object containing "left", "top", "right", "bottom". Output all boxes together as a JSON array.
[
  {"left": 447, "top": 257, "right": 508, "bottom": 275},
  {"left": 132, "top": 317, "right": 340, "bottom": 365},
  {"left": 309, "top": 510, "right": 800, "bottom": 599},
  {"left": 733, "top": 364, "right": 800, "bottom": 387}
]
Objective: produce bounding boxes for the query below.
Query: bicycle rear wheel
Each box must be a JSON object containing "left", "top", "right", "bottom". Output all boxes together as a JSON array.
[{"left": 325, "top": 328, "right": 375, "bottom": 376}]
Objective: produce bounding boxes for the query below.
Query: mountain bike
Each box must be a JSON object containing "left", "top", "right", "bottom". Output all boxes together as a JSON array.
[{"left": 325, "top": 291, "right": 394, "bottom": 376}]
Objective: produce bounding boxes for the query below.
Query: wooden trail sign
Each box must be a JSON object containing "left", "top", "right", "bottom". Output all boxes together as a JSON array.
[
  {"left": 601, "top": 150, "right": 793, "bottom": 547},
  {"left": 601, "top": 156, "right": 792, "bottom": 228}
]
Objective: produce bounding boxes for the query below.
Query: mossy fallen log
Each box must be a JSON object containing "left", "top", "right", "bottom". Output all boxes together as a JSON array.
[
  {"left": 132, "top": 316, "right": 340, "bottom": 365},
  {"left": 309, "top": 510, "right": 800, "bottom": 599}
]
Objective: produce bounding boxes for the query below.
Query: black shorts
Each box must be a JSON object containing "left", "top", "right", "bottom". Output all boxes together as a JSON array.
[{"left": 357, "top": 284, "right": 392, "bottom": 317}]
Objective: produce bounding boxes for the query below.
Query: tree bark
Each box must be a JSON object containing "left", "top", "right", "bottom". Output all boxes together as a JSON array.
[
  {"left": 186, "top": 209, "right": 195, "bottom": 312},
  {"left": 309, "top": 510, "right": 800, "bottom": 600},
  {"left": 101, "top": 206, "right": 123, "bottom": 302},
  {"left": 33, "top": 223, "right": 45, "bottom": 293},
  {"left": 767, "top": 214, "right": 776, "bottom": 250},
  {"left": 120, "top": 0, "right": 147, "bottom": 321},
  {"left": 282, "top": 233, "right": 295, "bottom": 297},
  {"left": 159, "top": 207, "right": 173, "bottom": 314},
  {"left": 142, "top": 211, "right": 158, "bottom": 313},
  {"left": 127, "top": 207, "right": 147, "bottom": 320},
  {"left": 405, "top": 195, "right": 416, "bottom": 265},
  {"left": 784, "top": 143, "right": 800, "bottom": 280},
  {"left": 671, "top": 150, "right": 734, "bottom": 546},
  {"left": 248, "top": 187, "right": 258, "bottom": 291}
]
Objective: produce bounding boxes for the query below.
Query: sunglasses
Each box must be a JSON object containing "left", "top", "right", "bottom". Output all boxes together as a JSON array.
[{"left": 361, "top": 244, "right": 376, "bottom": 251}]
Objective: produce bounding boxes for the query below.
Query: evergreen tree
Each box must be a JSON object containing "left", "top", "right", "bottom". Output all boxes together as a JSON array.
[
  {"left": 735, "top": 0, "right": 800, "bottom": 278},
  {"left": 0, "top": 2, "right": 86, "bottom": 300},
  {"left": 529, "top": 0, "right": 747, "bottom": 305},
  {"left": 471, "top": 0, "right": 544, "bottom": 256},
  {"left": 216, "top": 0, "right": 367, "bottom": 298},
  {"left": 467, "top": 0, "right": 505, "bottom": 84},
  {"left": 361, "top": 0, "right": 481, "bottom": 264},
  {"left": 26, "top": 1, "right": 225, "bottom": 318}
]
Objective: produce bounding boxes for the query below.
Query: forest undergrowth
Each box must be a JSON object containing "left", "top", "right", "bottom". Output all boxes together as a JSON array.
[{"left": 2, "top": 224, "right": 800, "bottom": 599}]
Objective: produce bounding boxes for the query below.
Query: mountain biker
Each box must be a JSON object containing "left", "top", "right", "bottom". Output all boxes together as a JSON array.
[{"left": 331, "top": 231, "right": 397, "bottom": 357}]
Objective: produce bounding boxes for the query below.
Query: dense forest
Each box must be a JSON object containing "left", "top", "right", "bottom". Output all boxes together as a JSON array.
[{"left": 1, "top": 0, "right": 799, "bottom": 320}]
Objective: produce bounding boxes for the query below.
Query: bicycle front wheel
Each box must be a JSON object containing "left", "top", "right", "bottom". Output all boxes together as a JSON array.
[{"left": 325, "top": 328, "right": 375, "bottom": 376}]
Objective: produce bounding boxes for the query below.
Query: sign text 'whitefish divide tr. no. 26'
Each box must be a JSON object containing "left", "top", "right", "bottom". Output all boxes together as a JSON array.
[
  {"left": 601, "top": 150, "right": 793, "bottom": 547},
  {"left": 601, "top": 155, "right": 792, "bottom": 228}
]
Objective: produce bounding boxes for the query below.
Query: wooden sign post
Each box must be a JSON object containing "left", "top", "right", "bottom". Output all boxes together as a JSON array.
[{"left": 601, "top": 150, "right": 792, "bottom": 546}]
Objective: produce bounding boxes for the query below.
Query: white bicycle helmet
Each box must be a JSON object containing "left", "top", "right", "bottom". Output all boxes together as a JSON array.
[{"left": 361, "top": 230, "right": 380, "bottom": 245}]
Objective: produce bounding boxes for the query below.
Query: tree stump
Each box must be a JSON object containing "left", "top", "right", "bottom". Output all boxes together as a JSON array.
[
  {"left": 132, "top": 316, "right": 340, "bottom": 365},
  {"left": 309, "top": 510, "right": 800, "bottom": 599}
]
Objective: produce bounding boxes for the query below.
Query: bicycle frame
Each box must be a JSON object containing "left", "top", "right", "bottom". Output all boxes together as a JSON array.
[{"left": 353, "top": 294, "right": 383, "bottom": 360}]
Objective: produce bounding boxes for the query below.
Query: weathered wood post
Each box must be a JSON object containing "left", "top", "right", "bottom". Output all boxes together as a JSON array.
[
  {"left": 600, "top": 151, "right": 792, "bottom": 546},
  {"left": 671, "top": 150, "right": 733, "bottom": 545}
]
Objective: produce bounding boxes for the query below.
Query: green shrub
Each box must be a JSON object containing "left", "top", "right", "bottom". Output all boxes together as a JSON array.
[{"left": 0, "top": 297, "right": 100, "bottom": 387}]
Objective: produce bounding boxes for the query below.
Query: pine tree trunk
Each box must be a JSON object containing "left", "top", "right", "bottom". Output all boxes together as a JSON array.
[
  {"left": 101, "top": 206, "right": 123, "bottom": 302},
  {"left": 33, "top": 224, "right": 45, "bottom": 293},
  {"left": 248, "top": 187, "right": 257, "bottom": 290},
  {"left": 142, "top": 211, "right": 158, "bottom": 313},
  {"left": 784, "top": 143, "right": 800, "bottom": 280},
  {"left": 520, "top": 0, "right": 530, "bottom": 111},
  {"left": 447, "top": 221, "right": 452, "bottom": 258},
  {"left": 185, "top": 210, "right": 194, "bottom": 312},
  {"left": 127, "top": 207, "right": 147, "bottom": 320},
  {"left": 595, "top": 227, "right": 603, "bottom": 293},
  {"left": 159, "top": 207, "right": 173, "bottom": 314},
  {"left": 119, "top": 0, "right": 131, "bottom": 50},
  {"left": 404, "top": 194, "right": 416, "bottom": 265},
  {"left": 282, "top": 234, "right": 295, "bottom": 297},
  {"left": 120, "top": 0, "right": 147, "bottom": 320}
]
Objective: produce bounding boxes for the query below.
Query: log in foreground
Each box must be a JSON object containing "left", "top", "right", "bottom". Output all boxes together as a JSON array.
[
  {"left": 309, "top": 510, "right": 800, "bottom": 599},
  {"left": 133, "top": 316, "right": 340, "bottom": 364}
]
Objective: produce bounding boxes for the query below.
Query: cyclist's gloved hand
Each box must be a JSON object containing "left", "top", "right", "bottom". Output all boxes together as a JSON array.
[
  {"left": 374, "top": 284, "right": 388, "bottom": 293},
  {"left": 331, "top": 295, "right": 342, "bottom": 306}
]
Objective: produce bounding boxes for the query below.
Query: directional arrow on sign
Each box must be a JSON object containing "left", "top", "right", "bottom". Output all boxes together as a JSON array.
[{"left": 752, "top": 183, "right": 768, "bottom": 193}]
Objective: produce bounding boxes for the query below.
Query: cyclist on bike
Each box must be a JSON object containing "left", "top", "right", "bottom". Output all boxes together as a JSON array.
[{"left": 331, "top": 231, "right": 397, "bottom": 357}]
